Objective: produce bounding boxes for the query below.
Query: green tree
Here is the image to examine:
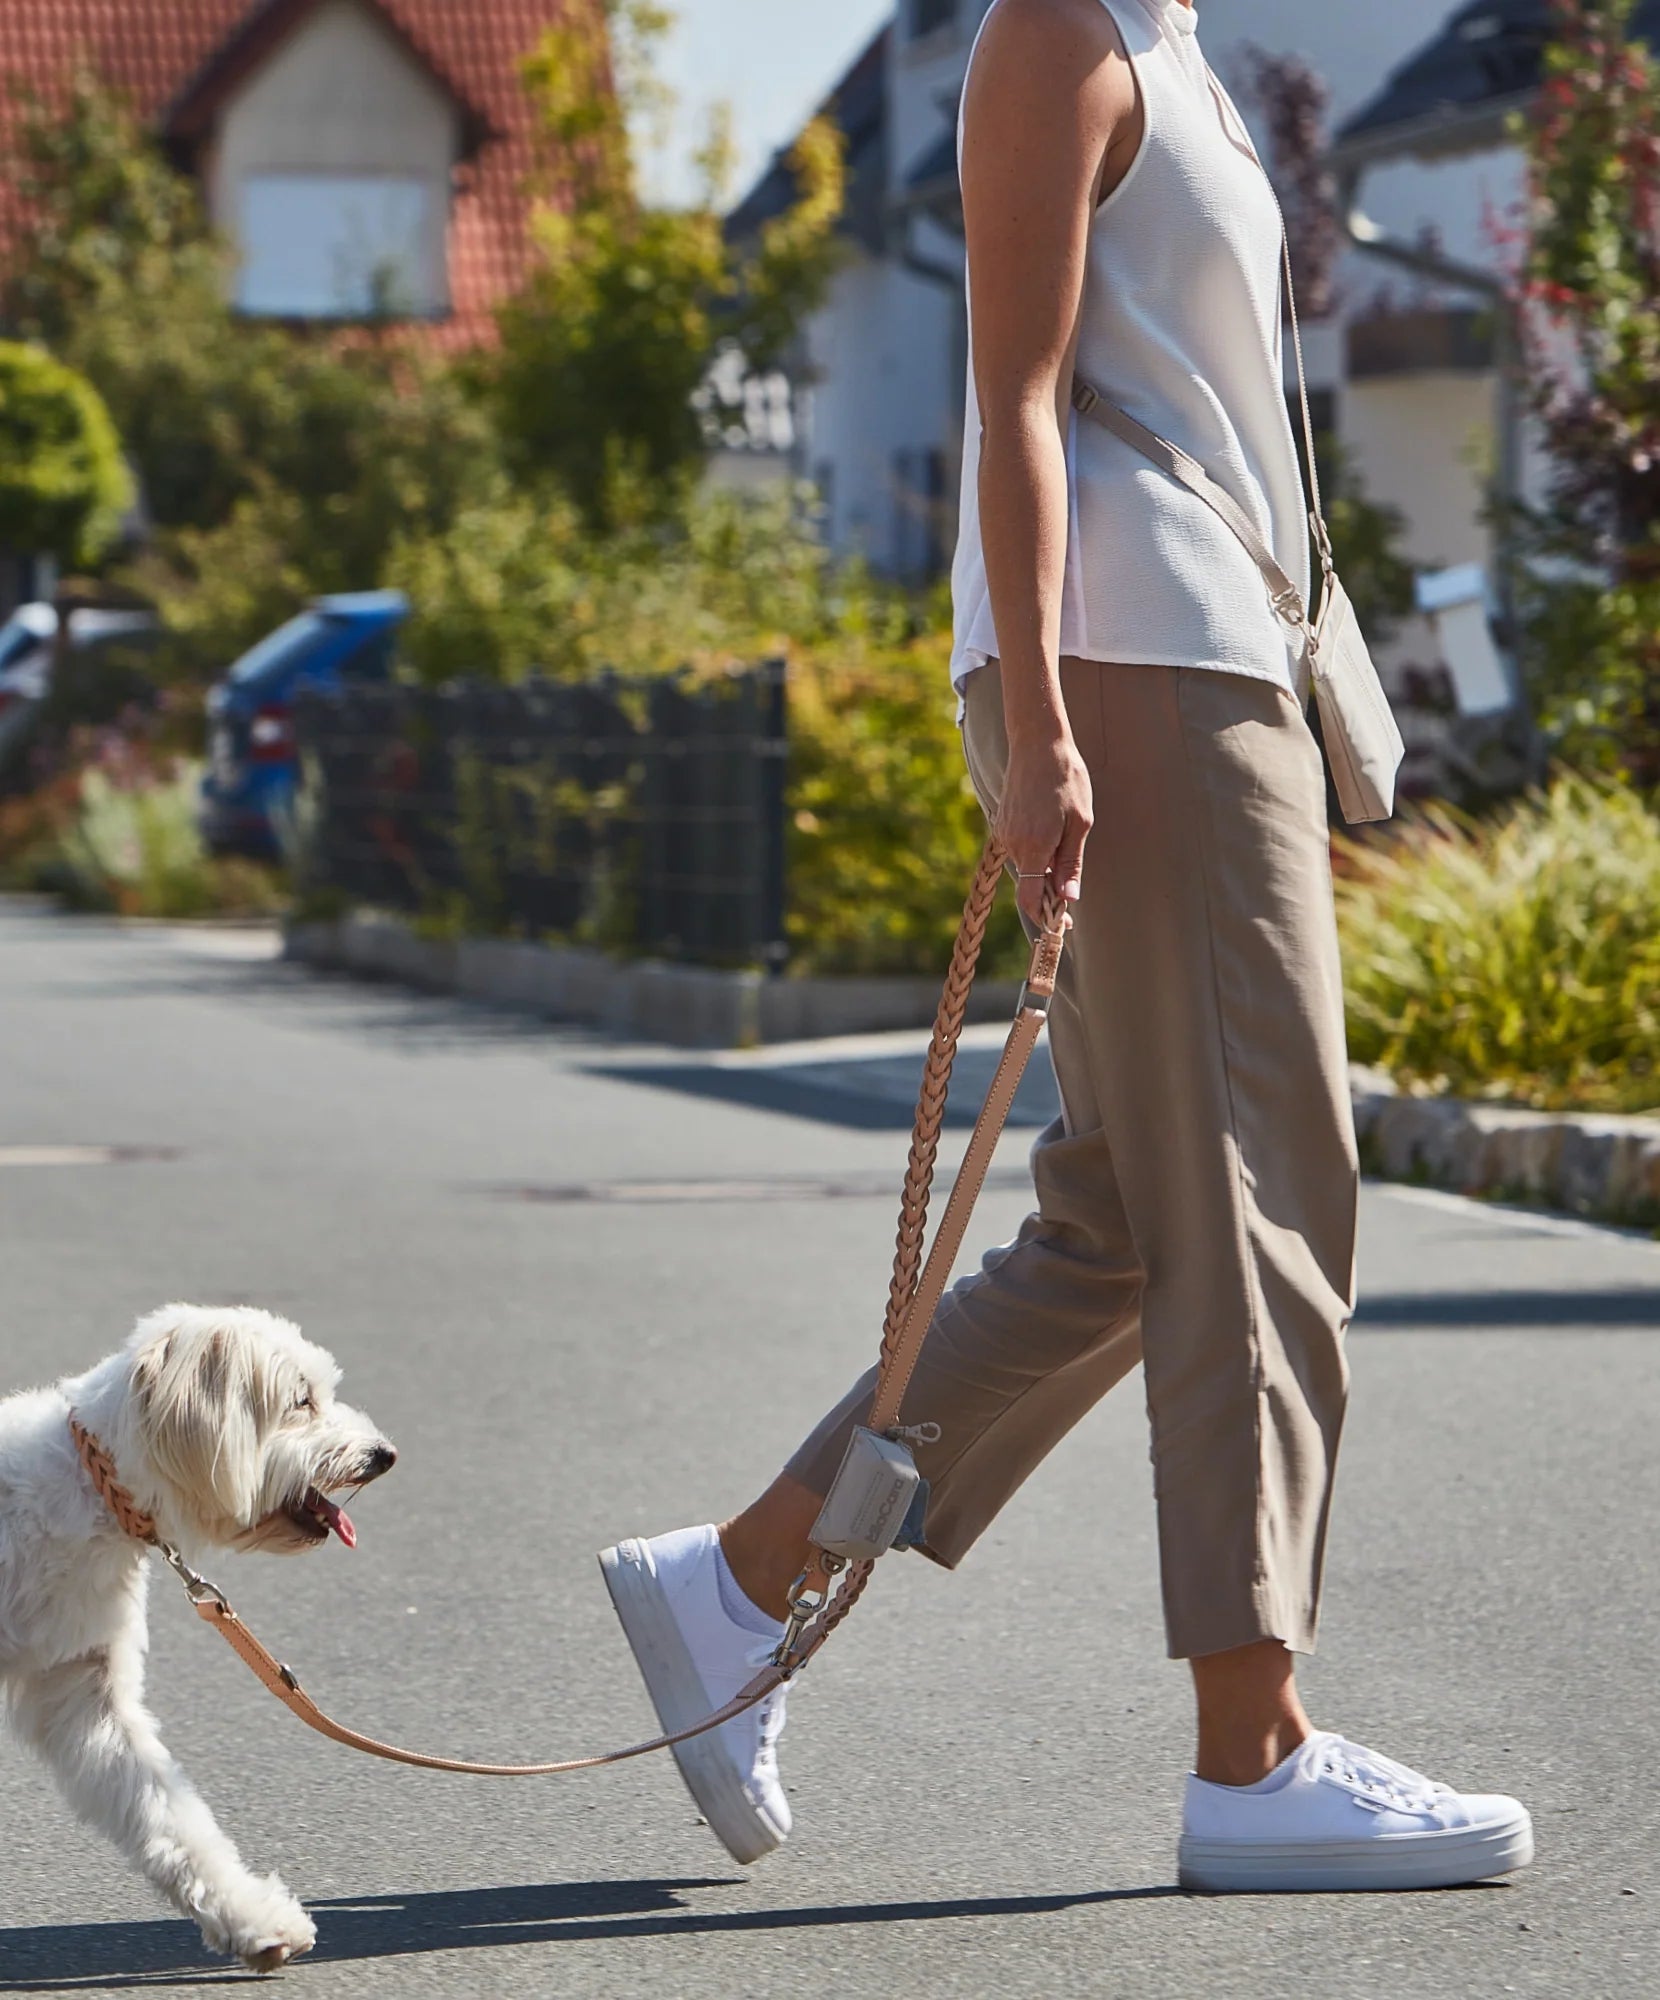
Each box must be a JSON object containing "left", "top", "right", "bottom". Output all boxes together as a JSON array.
[
  {"left": 0, "top": 339, "right": 131, "bottom": 566},
  {"left": 487, "top": 0, "right": 846, "bottom": 527},
  {"left": 1510, "top": 0, "right": 1660, "bottom": 780}
]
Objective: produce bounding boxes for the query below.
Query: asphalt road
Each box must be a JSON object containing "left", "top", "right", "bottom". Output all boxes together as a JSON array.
[{"left": 3, "top": 902, "right": 1659, "bottom": 2000}]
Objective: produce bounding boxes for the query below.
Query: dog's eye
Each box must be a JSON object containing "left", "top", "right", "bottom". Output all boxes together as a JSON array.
[{"left": 293, "top": 1386, "right": 315, "bottom": 1412}]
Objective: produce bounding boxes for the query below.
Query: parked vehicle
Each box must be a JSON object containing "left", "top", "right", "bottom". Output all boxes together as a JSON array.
[
  {"left": 199, "top": 592, "right": 407, "bottom": 857},
  {"left": 0, "top": 600, "right": 160, "bottom": 791}
]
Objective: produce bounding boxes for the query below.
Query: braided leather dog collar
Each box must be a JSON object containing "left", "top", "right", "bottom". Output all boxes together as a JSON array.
[{"left": 69, "top": 1414, "right": 160, "bottom": 1544}]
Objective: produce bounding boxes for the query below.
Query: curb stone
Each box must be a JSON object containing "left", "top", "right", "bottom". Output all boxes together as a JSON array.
[
  {"left": 1350, "top": 1065, "right": 1660, "bottom": 1232},
  {"left": 281, "top": 913, "right": 1024, "bottom": 1050},
  {"left": 280, "top": 915, "right": 1660, "bottom": 1230}
]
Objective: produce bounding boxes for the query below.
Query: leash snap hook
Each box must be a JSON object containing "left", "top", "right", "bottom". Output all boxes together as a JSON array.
[
  {"left": 773, "top": 1552, "right": 847, "bottom": 1666},
  {"left": 156, "top": 1540, "right": 231, "bottom": 1611}
]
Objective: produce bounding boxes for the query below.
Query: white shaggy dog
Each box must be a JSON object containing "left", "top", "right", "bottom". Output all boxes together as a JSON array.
[{"left": 0, "top": 1305, "right": 395, "bottom": 1971}]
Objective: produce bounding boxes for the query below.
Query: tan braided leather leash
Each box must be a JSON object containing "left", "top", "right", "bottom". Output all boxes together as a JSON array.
[{"left": 69, "top": 836, "right": 1066, "bottom": 1776}]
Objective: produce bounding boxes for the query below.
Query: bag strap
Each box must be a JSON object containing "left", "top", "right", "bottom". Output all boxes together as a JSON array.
[
  {"left": 1068, "top": 379, "right": 1309, "bottom": 628},
  {"left": 1071, "top": 66, "right": 1337, "bottom": 626},
  {"left": 84, "top": 840, "right": 1063, "bottom": 1776},
  {"left": 1199, "top": 61, "right": 1334, "bottom": 582}
]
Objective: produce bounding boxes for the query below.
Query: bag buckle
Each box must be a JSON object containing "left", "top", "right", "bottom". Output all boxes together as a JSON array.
[{"left": 1271, "top": 585, "right": 1307, "bottom": 630}]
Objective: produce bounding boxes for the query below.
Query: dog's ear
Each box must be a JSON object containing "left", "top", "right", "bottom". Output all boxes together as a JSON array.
[{"left": 130, "top": 1313, "right": 264, "bottom": 1530}]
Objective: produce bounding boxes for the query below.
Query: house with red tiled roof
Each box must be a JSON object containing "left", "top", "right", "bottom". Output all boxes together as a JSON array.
[{"left": 0, "top": 0, "right": 585, "bottom": 345}]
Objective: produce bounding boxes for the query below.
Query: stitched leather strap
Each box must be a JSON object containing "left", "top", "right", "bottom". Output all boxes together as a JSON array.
[{"left": 186, "top": 1561, "right": 871, "bottom": 1776}]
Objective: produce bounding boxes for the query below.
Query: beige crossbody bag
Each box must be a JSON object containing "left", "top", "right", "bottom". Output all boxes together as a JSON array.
[{"left": 1070, "top": 237, "right": 1405, "bottom": 825}]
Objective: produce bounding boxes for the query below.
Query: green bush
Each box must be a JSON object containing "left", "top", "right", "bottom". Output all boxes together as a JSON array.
[
  {"left": 389, "top": 481, "right": 920, "bottom": 683},
  {"left": 1335, "top": 779, "right": 1660, "bottom": 1111},
  {"left": 787, "top": 634, "right": 1024, "bottom": 978},
  {"left": 11, "top": 759, "right": 284, "bottom": 919},
  {"left": 0, "top": 340, "right": 131, "bottom": 566}
]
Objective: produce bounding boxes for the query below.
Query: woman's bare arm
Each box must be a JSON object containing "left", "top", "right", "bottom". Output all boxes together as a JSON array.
[{"left": 959, "top": 0, "right": 1137, "bottom": 923}]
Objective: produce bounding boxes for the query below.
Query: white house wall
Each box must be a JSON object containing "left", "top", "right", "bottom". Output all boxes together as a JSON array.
[
  {"left": 1344, "top": 371, "right": 1499, "bottom": 571},
  {"left": 803, "top": 244, "right": 963, "bottom": 570}
]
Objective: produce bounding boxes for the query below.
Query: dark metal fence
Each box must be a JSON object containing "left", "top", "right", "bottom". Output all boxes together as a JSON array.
[{"left": 292, "top": 662, "right": 788, "bottom": 968}]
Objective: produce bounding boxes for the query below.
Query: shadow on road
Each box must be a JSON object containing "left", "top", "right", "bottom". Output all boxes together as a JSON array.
[
  {"left": 591, "top": 1049, "right": 1059, "bottom": 1132},
  {"left": 0, "top": 1877, "right": 1179, "bottom": 1987},
  {"left": 588, "top": 1061, "right": 942, "bottom": 1130},
  {"left": 1355, "top": 1288, "right": 1660, "bottom": 1329}
]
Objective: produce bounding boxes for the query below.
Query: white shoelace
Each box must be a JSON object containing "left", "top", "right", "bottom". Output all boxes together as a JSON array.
[
  {"left": 741, "top": 1636, "right": 789, "bottom": 1771},
  {"left": 1317, "top": 1737, "right": 1449, "bottom": 1814}
]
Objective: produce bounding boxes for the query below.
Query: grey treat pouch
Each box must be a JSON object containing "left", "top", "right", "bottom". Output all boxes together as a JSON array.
[{"left": 810, "top": 1427, "right": 921, "bottom": 1561}]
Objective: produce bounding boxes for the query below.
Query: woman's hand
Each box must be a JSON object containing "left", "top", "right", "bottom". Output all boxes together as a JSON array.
[{"left": 998, "top": 719, "right": 1093, "bottom": 931}]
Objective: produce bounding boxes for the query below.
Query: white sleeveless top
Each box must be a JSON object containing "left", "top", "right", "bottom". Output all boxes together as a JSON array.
[{"left": 950, "top": 0, "right": 1311, "bottom": 697}]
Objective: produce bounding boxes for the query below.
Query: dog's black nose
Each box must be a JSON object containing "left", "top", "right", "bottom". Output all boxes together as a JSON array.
[{"left": 364, "top": 1442, "right": 397, "bottom": 1480}]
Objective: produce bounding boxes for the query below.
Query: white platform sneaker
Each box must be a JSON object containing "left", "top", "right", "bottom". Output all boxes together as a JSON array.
[
  {"left": 1179, "top": 1731, "right": 1534, "bottom": 1893},
  {"left": 599, "top": 1524, "right": 790, "bottom": 1865}
]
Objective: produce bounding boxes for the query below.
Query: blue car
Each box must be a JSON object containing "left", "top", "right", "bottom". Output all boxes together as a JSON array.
[{"left": 200, "top": 592, "right": 408, "bottom": 857}]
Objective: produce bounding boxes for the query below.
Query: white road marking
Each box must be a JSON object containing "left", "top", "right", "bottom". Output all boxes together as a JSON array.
[
  {"left": 0, "top": 1145, "right": 177, "bottom": 1167},
  {"left": 0, "top": 1145, "right": 124, "bottom": 1167}
]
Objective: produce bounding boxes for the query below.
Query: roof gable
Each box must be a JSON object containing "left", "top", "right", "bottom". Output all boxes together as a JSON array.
[
  {"left": 1337, "top": 0, "right": 1660, "bottom": 162},
  {"left": 164, "top": 0, "right": 494, "bottom": 164}
]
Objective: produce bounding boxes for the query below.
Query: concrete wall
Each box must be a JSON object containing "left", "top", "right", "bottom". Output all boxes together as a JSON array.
[{"left": 208, "top": 0, "right": 460, "bottom": 316}]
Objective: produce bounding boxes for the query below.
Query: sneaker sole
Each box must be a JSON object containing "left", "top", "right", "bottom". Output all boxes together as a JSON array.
[
  {"left": 1178, "top": 1810, "right": 1534, "bottom": 1894},
  {"left": 598, "top": 1538, "right": 787, "bottom": 1867}
]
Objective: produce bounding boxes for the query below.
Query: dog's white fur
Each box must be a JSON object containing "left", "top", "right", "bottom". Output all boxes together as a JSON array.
[{"left": 0, "top": 1305, "right": 393, "bottom": 1971}]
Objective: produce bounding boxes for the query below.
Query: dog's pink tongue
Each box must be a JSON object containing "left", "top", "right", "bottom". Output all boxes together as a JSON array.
[{"left": 316, "top": 1495, "right": 356, "bottom": 1548}]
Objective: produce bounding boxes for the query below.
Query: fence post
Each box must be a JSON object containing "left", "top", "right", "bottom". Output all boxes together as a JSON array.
[{"left": 759, "top": 655, "right": 788, "bottom": 976}]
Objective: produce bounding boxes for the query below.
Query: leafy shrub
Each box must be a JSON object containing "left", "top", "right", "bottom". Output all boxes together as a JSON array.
[
  {"left": 389, "top": 482, "right": 920, "bottom": 683},
  {"left": 1, "top": 739, "right": 282, "bottom": 918},
  {"left": 1335, "top": 779, "right": 1660, "bottom": 1111},
  {"left": 786, "top": 635, "right": 1024, "bottom": 978},
  {"left": 0, "top": 340, "right": 131, "bottom": 566},
  {"left": 1508, "top": 0, "right": 1660, "bottom": 781},
  {"left": 486, "top": 9, "right": 843, "bottom": 529}
]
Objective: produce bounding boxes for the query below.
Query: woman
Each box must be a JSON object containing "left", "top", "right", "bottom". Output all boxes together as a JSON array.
[{"left": 600, "top": 0, "right": 1533, "bottom": 1893}]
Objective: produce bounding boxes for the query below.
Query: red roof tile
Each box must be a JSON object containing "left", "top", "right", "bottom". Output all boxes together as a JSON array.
[{"left": 0, "top": 0, "right": 581, "bottom": 345}]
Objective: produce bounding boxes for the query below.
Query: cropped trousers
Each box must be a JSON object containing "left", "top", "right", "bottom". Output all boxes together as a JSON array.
[{"left": 785, "top": 660, "right": 1359, "bottom": 1659}]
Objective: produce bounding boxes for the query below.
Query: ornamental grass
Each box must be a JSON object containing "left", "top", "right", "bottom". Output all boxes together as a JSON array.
[{"left": 1335, "top": 779, "right": 1660, "bottom": 1113}]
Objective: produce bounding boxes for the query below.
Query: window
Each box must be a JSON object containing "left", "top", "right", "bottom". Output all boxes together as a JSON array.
[
  {"left": 892, "top": 447, "right": 948, "bottom": 580},
  {"left": 237, "top": 174, "right": 437, "bottom": 319},
  {"left": 909, "top": 0, "right": 956, "bottom": 41}
]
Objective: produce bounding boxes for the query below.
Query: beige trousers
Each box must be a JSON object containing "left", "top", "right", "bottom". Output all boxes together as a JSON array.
[{"left": 786, "top": 661, "right": 1359, "bottom": 1659}]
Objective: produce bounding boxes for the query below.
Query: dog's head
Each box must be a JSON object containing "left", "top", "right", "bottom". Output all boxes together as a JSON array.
[{"left": 125, "top": 1305, "right": 395, "bottom": 1554}]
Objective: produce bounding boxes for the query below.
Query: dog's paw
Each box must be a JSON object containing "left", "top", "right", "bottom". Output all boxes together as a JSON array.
[
  {"left": 240, "top": 1930, "right": 314, "bottom": 1976},
  {"left": 201, "top": 1879, "right": 316, "bottom": 1972}
]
